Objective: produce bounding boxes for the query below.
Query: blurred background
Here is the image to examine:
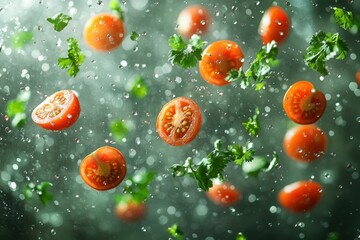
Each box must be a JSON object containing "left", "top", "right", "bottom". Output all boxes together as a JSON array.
[{"left": 1, "top": 0, "right": 360, "bottom": 239}]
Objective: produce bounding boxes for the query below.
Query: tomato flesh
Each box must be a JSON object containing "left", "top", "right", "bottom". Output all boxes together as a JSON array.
[
  {"left": 278, "top": 181, "right": 322, "bottom": 213},
  {"left": 283, "top": 80, "right": 326, "bottom": 124},
  {"left": 156, "top": 97, "right": 202, "bottom": 146},
  {"left": 80, "top": 146, "right": 127, "bottom": 191},
  {"left": 199, "top": 40, "right": 244, "bottom": 86},
  {"left": 31, "top": 90, "right": 80, "bottom": 130},
  {"left": 259, "top": 6, "right": 290, "bottom": 45},
  {"left": 207, "top": 182, "right": 240, "bottom": 206},
  {"left": 84, "top": 13, "right": 125, "bottom": 51},
  {"left": 115, "top": 201, "right": 147, "bottom": 222},
  {"left": 177, "top": 5, "right": 212, "bottom": 39}
]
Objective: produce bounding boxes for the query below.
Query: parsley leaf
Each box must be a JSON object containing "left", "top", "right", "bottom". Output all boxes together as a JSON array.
[
  {"left": 58, "top": 37, "right": 85, "bottom": 77},
  {"left": 130, "top": 76, "right": 148, "bottom": 99},
  {"left": 226, "top": 41, "right": 279, "bottom": 90},
  {"left": 332, "top": 7, "right": 357, "bottom": 30},
  {"left": 24, "top": 181, "right": 53, "bottom": 206},
  {"left": 130, "top": 31, "right": 140, "bottom": 41},
  {"left": 168, "top": 34, "right": 206, "bottom": 69},
  {"left": 168, "top": 224, "right": 184, "bottom": 240},
  {"left": 11, "top": 31, "right": 32, "bottom": 48},
  {"left": 110, "top": 119, "right": 129, "bottom": 143},
  {"left": 243, "top": 107, "right": 260, "bottom": 137},
  {"left": 242, "top": 152, "right": 279, "bottom": 177},
  {"left": 109, "top": 0, "right": 125, "bottom": 20},
  {"left": 304, "top": 31, "right": 348, "bottom": 76},
  {"left": 236, "top": 232, "right": 247, "bottom": 240},
  {"left": 47, "top": 13, "right": 72, "bottom": 32},
  {"left": 6, "top": 89, "right": 31, "bottom": 128}
]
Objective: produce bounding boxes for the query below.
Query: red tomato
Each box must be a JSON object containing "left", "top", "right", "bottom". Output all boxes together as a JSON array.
[
  {"left": 115, "top": 201, "right": 147, "bottom": 222},
  {"left": 207, "top": 182, "right": 240, "bottom": 206},
  {"left": 278, "top": 181, "right": 322, "bottom": 213},
  {"left": 83, "top": 13, "right": 125, "bottom": 51},
  {"left": 356, "top": 70, "right": 360, "bottom": 85},
  {"left": 259, "top": 6, "right": 290, "bottom": 45},
  {"left": 31, "top": 90, "right": 80, "bottom": 131},
  {"left": 199, "top": 40, "right": 245, "bottom": 86},
  {"left": 283, "top": 80, "right": 326, "bottom": 124},
  {"left": 283, "top": 125, "right": 327, "bottom": 163},
  {"left": 156, "top": 97, "right": 202, "bottom": 146},
  {"left": 80, "top": 146, "right": 127, "bottom": 191},
  {"left": 177, "top": 5, "right": 212, "bottom": 39}
]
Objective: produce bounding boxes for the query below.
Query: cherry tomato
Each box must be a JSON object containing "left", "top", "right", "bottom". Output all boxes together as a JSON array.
[
  {"left": 177, "top": 5, "right": 212, "bottom": 39},
  {"left": 278, "top": 181, "right": 322, "bottom": 213},
  {"left": 283, "top": 125, "right": 327, "bottom": 163},
  {"left": 31, "top": 90, "right": 80, "bottom": 131},
  {"left": 115, "top": 200, "right": 147, "bottom": 222},
  {"left": 283, "top": 81, "right": 326, "bottom": 124},
  {"left": 356, "top": 70, "right": 360, "bottom": 85},
  {"left": 83, "top": 13, "right": 125, "bottom": 51},
  {"left": 156, "top": 97, "right": 202, "bottom": 146},
  {"left": 80, "top": 146, "right": 127, "bottom": 191},
  {"left": 199, "top": 40, "right": 245, "bottom": 86},
  {"left": 207, "top": 182, "right": 240, "bottom": 206},
  {"left": 259, "top": 6, "right": 290, "bottom": 45}
]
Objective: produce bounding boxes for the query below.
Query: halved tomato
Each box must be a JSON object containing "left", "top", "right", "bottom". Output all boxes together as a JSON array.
[
  {"left": 177, "top": 5, "right": 212, "bottom": 39},
  {"left": 199, "top": 40, "right": 245, "bottom": 86},
  {"left": 80, "top": 146, "right": 127, "bottom": 191},
  {"left": 156, "top": 97, "right": 202, "bottom": 146},
  {"left": 31, "top": 90, "right": 80, "bottom": 130},
  {"left": 283, "top": 81, "right": 326, "bottom": 124},
  {"left": 207, "top": 182, "right": 240, "bottom": 206},
  {"left": 115, "top": 200, "right": 147, "bottom": 222}
]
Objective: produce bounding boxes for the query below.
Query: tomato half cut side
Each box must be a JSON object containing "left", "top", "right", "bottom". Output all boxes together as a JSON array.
[
  {"left": 278, "top": 181, "right": 323, "bottom": 213},
  {"left": 31, "top": 90, "right": 80, "bottom": 131},
  {"left": 283, "top": 80, "right": 326, "bottom": 124},
  {"left": 156, "top": 97, "right": 202, "bottom": 146},
  {"left": 115, "top": 201, "right": 147, "bottom": 222},
  {"left": 177, "top": 5, "right": 212, "bottom": 39},
  {"left": 80, "top": 146, "right": 127, "bottom": 191},
  {"left": 199, "top": 40, "right": 245, "bottom": 86},
  {"left": 207, "top": 182, "right": 240, "bottom": 206}
]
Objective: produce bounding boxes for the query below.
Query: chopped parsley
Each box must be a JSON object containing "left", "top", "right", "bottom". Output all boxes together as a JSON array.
[
  {"left": 58, "top": 37, "right": 85, "bottom": 77},
  {"left": 6, "top": 89, "right": 31, "bottom": 128},
  {"left": 226, "top": 41, "right": 279, "bottom": 90},
  {"left": 109, "top": 0, "right": 125, "bottom": 20},
  {"left": 304, "top": 31, "right": 348, "bottom": 76},
  {"left": 130, "top": 76, "right": 148, "bottom": 99},
  {"left": 24, "top": 181, "right": 53, "bottom": 206},
  {"left": 236, "top": 232, "right": 247, "bottom": 240},
  {"left": 332, "top": 7, "right": 358, "bottom": 30},
  {"left": 11, "top": 31, "right": 33, "bottom": 48},
  {"left": 47, "top": 13, "right": 72, "bottom": 32},
  {"left": 168, "top": 34, "right": 206, "bottom": 69},
  {"left": 243, "top": 107, "right": 260, "bottom": 137},
  {"left": 110, "top": 119, "right": 129, "bottom": 142},
  {"left": 130, "top": 31, "right": 140, "bottom": 41},
  {"left": 168, "top": 224, "right": 184, "bottom": 240}
]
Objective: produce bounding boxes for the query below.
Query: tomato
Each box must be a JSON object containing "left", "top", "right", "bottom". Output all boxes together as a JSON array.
[
  {"left": 356, "top": 70, "right": 360, "bottom": 85},
  {"left": 115, "top": 200, "right": 147, "bottom": 222},
  {"left": 83, "top": 13, "right": 125, "bottom": 51},
  {"left": 80, "top": 146, "right": 127, "bottom": 191},
  {"left": 278, "top": 181, "right": 322, "bottom": 213},
  {"left": 177, "top": 5, "right": 212, "bottom": 39},
  {"left": 199, "top": 40, "right": 245, "bottom": 86},
  {"left": 156, "top": 97, "right": 202, "bottom": 146},
  {"left": 258, "top": 6, "right": 290, "bottom": 45},
  {"left": 207, "top": 182, "right": 240, "bottom": 206},
  {"left": 283, "top": 125, "right": 327, "bottom": 163},
  {"left": 283, "top": 80, "right": 326, "bottom": 124},
  {"left": 31, "top": 90, "right": 80, "bottom": 131}
]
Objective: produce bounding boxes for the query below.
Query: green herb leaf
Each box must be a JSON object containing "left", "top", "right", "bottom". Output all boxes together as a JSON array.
[
  {"left": 130, "top": 76, "right": 148, "bottom": 99},
  {"left": 332, "top": 7, "right": 355, "bottom": 30},
  {"left": 6, "top": 100, "right": 26, "bottom": 118},
  {"left": 24, "top": 181, "right": 53, "bottom": 206},
  {"left": 226, "top": 41, "right": 279, "bottom": 90},
  {"left": 242, "top": 152, "right": 279, "bottom": 177},
  {"left": 168, "top": 34, "right": 206, "bottom": 69},
  {"left": 58, "top": 37, "right": 85, "bottom": 77},
  {"left": 11, "top": 31, "right": 33, "bottom": 48},
  {"left": 130, "top": 31, "right": 140, "bottom": 41},
  {"left": 47, "top": 13, "right": 72, "bottom": 32},
  {"left": 236, "top": 232, "right": 247, "bottom": 240},
  {"left": 326, "top": 232, "right": 340, "bottom": 240},
  {"left": 243, "top": 107, "right": 260, "bottom": 137},
  {"left": 110, "top": 119, "right": 129, "bottom": 142},
  {"left": 304, "top": 31, "right": 348, "bottom": 76},
  {"left": 6, "top": 89, "right": 31, "bottom": 128},
  {"left": 168, "top": 224, "right": 184, "bottom": 240},
  {"left": 109, "top": 0, "right": 125, "bottom": 20}
]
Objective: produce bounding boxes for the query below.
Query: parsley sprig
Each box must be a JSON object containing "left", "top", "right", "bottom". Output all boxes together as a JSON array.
[
  {"left": 11, "top": 31, "right": 32, "bottom": 48},
  {"left": 332, "top": 7, "right": 359, "bottom": 30},
  {"left": 6, "top": 89, "right": 31, "bottom": 128},
  {"left": 168, "top": 34, "right": 206, "bottom": 69},
  {"left": 168, "top": 224, "right": 184, "bottom": 240},
  {"left": 109, "top": 0, "right": 125, "bottom": 20},
  {"left": 47, "top": 13, "right": 72, "bottom": 32},
  {"left": 110, "top": 119, "right": 129, "bottom": 143},
  {"left": 58, "top": 37, "right": 85, "bottom": 77},
  {"left": 304, "top": 31, "right": 348, "bottom": 76},
  {"left": 23, "top": 181, "right": 53, "bottom": 206},
  {"left": 226, "top": 41, "right": 279, "bottom": 90},
  {"left": 243, "top": 107, "right": 260, "bottom": 137},
  {"left": 242, "top": 153, "right": 279, "bottom": 177}
]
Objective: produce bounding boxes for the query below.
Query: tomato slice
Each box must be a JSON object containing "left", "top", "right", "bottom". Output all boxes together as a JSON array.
[
  {"left": 207, "top": 182, "right": 240, "bottom": 206},
  {"left": 278, "top": 181, "right": 322, "bottom": 213},
  {"left": 199, "top": 40, "right": 245, "bottom": 86},
  {"left": 156, "top": 97, "right": 202, "bottom": 146},
  {"left": 83, "top": 13, "right": 125, "bottom": 51},
  {"left": 31, "top": 90, "right": 80, "bottom": 130},
  {"left": 80, "top": 146, "right": 127, "bottom": 191},
  {"left": 115, "top": 200, "right": 147, "bottom": 222},
  {"left": 283, "top": 81, "right": 326, "bottom": 124},
  {"left": 177, "top": 5, "right": 212, "bottom": 39}
]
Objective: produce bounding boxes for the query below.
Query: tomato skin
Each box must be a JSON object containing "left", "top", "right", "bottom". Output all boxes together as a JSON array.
[
  {"left": 356, "top": 70, "right": 360, "bottom": 85},
  {"left": 177, "top": 5, "right": 212, "bottom": 39},
  {"left": 199, "top": 40, "right": 245, "bottom": 86},
  {"left": 283, "top": 125, "right": 327, "bottom": 163},
  {"left": 156, "top": 97, "right": 202, "bottom": 146},
  {"left": 83, "top": 13, "right": 125, "bottom": 51},
  {"left": 207, "top": 182, "right": 240, "bottom": 206},
  {"left": 283, "top": 80, "right": 326, "bottom": 124},
  {"left": 278, "top": 181, "right": 322, "bottom": 213},
  {"left": 115, "top": 201, "right": 147, "bottom": 222},
  {"left": 259, "top": 6, "right": 290, "bottom": 45},
  {"left": 80, "top": 146, "right": 127, "bottom": 191},
  {"left": 31, "top": 90, "right": 80, "bottom": 131}
]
